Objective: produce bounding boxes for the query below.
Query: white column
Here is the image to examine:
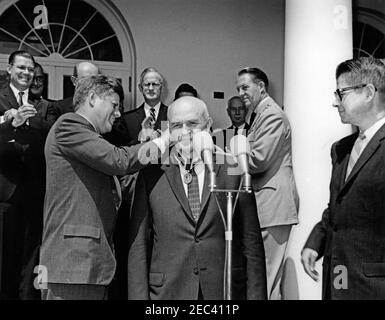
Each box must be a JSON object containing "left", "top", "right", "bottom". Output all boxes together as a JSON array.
[{"left": 283, "top": 0, "right": 353, "bottom": 299}]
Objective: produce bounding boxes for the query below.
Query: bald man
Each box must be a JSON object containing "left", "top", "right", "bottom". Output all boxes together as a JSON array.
[
  {"left": 127, "top": 96, "right": 267, "bottom": 300},
  {"left": 53, "top": 61, "right": 100, "bottom": 117}
]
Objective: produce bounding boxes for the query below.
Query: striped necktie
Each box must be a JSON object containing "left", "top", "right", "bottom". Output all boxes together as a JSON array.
[
  {"left": 150, "top": 107, "right": 156, "bottom": 123},
  {"left": 187, "top": 168, "right": 200, "bottom": 222},
  {"left": 345, "top": 132, "right": 366, "bottom": 180}
]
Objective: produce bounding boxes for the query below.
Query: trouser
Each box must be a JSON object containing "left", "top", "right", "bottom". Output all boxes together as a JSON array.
[
  {"left": 41, "top": 283, "right": 109, "bottom": 300},
  {"left": 261, "top": 224, "right": 292, "bottom": 300}
]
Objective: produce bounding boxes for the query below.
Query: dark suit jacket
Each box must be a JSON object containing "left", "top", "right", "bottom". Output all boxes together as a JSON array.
[
  {"left": 212, "top": 124, "right": 250, "bottom": 152},
  {"left": 0, "top": 86, "right": 55, "bottom": 202},
  {"left": 107, "top": 103, "right": 168, "bottom": 147},
  {"left": 127, "top": 152, "right": 267, "bottom": 300},
  {"left": 40, "top": 112, "right": 162, "bottom": 285},
  {"left": 304, "top": 123, "right": 385, "bottom": 299},
  {"left": 52, "top": 96, "right": 73, "bottom": 119}
]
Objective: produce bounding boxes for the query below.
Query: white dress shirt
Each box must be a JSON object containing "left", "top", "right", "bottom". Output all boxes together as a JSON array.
[
  {"left": 357, "top": 116, "right": 385, "bottom": 158},
  {"left": 176, "top": 155, "right": 205, "bottom": 202}
]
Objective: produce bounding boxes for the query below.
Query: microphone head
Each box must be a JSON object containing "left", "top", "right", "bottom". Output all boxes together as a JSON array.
[
  {"left": 229, "top": 134, "right": 250, "bottom": 156},
  {"left": 192, "top": 131, "right": 214, "bottom": 154}
]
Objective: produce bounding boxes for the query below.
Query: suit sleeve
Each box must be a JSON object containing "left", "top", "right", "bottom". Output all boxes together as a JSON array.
[
  {"left": 28, "top": 100, "right": 56, "bottom": 132},
  {"left": 247, "top": 109, "right": 286, "bottom": 173},
  {"left": 127, "top": 170, "right": 151, "bottom": 299},
  {"left": 0, "top": 119, "right": 15, "bottom": 143},
  {"left": 238, "top": 191, "right": 268, "bottom": 299},
  {"left": 303, "top": 208, "right": 329, "bottom": 258},
  {"left": 55, "top": 116, "right": 161, "bottom": 176}
]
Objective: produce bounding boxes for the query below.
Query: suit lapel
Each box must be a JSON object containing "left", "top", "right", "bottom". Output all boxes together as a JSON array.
[
  {"left": 162, "top": 163, "right": 195, "bottom": 224},
  {"left": 155, "top": 103, "right": 168, "bottom": 130},
  {"left": 1, "top": 86, "right": 19, "bottom": 111},
  {"left": 339, "top": 124, "right": 385, "bottom": 194}
]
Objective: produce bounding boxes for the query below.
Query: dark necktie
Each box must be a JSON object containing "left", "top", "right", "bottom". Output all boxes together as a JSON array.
[
  {"left": 150, "top": 107, "right": 156, "bottom": 123},
  {"left": 234, "top": 126, "right": 239, "bottom": 136},
  {"left": 187, "top": 168, "right": 200, "bottom": 222},
  {"left": 18, "top": 91, "right": 24, "bottom": 106},
  {"left": 249, "top": 112, "right": 256, "bottom": 127}
]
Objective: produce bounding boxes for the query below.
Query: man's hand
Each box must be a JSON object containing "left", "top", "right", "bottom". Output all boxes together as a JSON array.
[
  {"left": 138, "top": 127, "right": 160, "bottom": 142},
  {"left": 10, "top": 104, "right": 37, "bottom": 127},
  {"left": 301, "top": 248, "right": 320, "bottom": 281}
]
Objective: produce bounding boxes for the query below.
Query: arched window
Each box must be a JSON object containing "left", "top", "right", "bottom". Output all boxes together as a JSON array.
[
  {"left": 353, "top": 6, "right": 385, "bottom": 59},
  {"left": 0, "top": 0, "right": 136, "bottom": 109}
]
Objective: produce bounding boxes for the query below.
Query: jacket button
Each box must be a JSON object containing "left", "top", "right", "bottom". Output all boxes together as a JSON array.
[
  {"left": 193, "top": 267, "right": 199, "bottom": 275},
  {"left": 195, "top": 237, "right": 200, "bottom": 243}
]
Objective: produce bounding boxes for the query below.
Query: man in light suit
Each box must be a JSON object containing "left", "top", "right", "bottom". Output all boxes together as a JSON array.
[
  {"left": 302, "top": 57, "right": 385, "bottom": 299},
  {"left": 236, "top": 67, "right": 299, "bottom": 300},
  {"left": 0, "top": 50, "right": 56, "bottom": 300},
  {"left": 127, "top": 96, "right": 267, "bottom": 300},
  {"left": 39, "top": 75, "right": 169, "bottom": 300}
]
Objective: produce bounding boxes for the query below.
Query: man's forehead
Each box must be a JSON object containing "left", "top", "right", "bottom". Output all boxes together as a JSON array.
[
  {"left": 13, "top": 55, "right": 34, "bottom": 66},
  {"left": 237, "top": 73, "right": 253, "bottom": 85},
  {"left": 229, "top": 101, "right": 244, "bottom": 109},
  {"left": 143, "top": 72, "right": 161, "bottom": 82}
]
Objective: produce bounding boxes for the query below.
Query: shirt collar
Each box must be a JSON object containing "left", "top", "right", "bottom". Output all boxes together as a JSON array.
[
  {"left": 361, "top": 116, "right": 385, "bottom": 142},
  {"left": 10, "top": 82, "right": 29, "bottom": 102},
  {"left": 245, "top": 95, "right": 269, "bottom": 125},
  {"left": 144, "top": 102, "right": 161, "bottom": 113}
]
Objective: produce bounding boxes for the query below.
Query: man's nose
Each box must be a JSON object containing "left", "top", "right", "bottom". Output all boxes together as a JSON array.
[
  {"left": 332, "top": 96, "right": 340, "bottom": 108},
  {"left": 115, "top": 109, "right": 121, "bottom": 118}
]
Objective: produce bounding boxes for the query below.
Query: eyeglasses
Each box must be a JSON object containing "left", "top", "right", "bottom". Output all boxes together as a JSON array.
[
  {"left": 334, "top": 84, "right": 368, "bottom": 101},
  {"left": 33, "top": 76, "right": 44, "bottom": 83},
  {"left": 11, "top": 64, "right": 35, "bottom": 73},
  {"left": 142, "top": 82, "right": 161, "bottom": 88}
]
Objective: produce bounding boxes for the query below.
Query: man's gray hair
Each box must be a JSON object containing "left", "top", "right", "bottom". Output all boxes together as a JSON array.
[{"left": 139, "top": 67, "right": 164, "bottom": 85}]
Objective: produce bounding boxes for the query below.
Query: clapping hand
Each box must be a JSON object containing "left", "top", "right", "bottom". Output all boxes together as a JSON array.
[{"left": 6, "top": 104, "right": 37, "bottom": 127}]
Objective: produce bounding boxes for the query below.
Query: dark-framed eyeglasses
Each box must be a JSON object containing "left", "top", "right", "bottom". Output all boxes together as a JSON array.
[
  {"left": 142, "top": 82, "right": 161, "bottom": 88},
  {"left": 33, "top": 76, "right": 44, "bottom": 83},
  {"left": 334, "top": 84, "right": 369, "bottom": 101}
]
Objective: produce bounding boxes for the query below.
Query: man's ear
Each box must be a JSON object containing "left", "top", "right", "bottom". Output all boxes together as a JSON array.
[
  {"left": 88, "top": 90, "right": 97, "bottom": 108},
  {"left": 138, "top": 83, "right": 143, "bottom": 94},
  {"left": 7, "top": 64, "right": 12, "bottom": 75},
  {"left": 71, "top": 76, "right": 77, "bottom": 87},
  {"left": 365, "top": 84, "right": 377, "bottom": 101},
  {"left": 205, "top": 117, "right": 213, "bottom": 132}
]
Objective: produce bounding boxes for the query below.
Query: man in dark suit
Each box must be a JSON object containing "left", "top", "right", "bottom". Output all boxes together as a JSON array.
[
  {"left": 127, "top": 96, "right": 267, "bottom": 300},
  {"left": 52, "top": 61, "right": 99, "bottom": 117},
  {"left": 301, "top": 57, "right": 385, "bottom": 299},
  {"left": 39, "top": 75, "right": 170, "bottom": 300},
  {"left": 213, "top": 96, "right": 249, "bottom": 152},
  {"left": 0, "top": 51, "right": 56, "bottom": 299},
  {"left": 105, "top": 67, "right": 168, "bottom": 299}
]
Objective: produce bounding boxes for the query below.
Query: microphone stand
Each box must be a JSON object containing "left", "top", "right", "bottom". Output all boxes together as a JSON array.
[{"left": 211, "top": 174, "right": 253, "bottom": 300}]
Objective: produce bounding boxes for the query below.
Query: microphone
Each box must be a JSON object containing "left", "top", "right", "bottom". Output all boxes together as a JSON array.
[
  {"left": 229, "top": 134, "right": 252, "bottom": 191},
  {"left": 192, "top": 131, "right": 216, "bottom": 191}
]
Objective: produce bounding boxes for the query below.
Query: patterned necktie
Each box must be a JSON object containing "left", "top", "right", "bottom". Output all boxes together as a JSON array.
[
  {"left": 150, "top": 107, "right": 156, "bottom": 123},
  {"left": 18, "top": 91, "right": 24, "bottom": 106},
  {"left": 187, "top": 168, "right": 200, "bottom": 222},
  {"left": 345, "top": 132, "right": 366, "bottom": 180}
]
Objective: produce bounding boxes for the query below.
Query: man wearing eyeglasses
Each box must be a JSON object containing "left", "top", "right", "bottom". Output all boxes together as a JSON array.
[
  {"left": 301, "top": 57, "right": 385, "bottom": 299},
  {"left": 0, "top": 50, "right": 56, "bottom": 300}
]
